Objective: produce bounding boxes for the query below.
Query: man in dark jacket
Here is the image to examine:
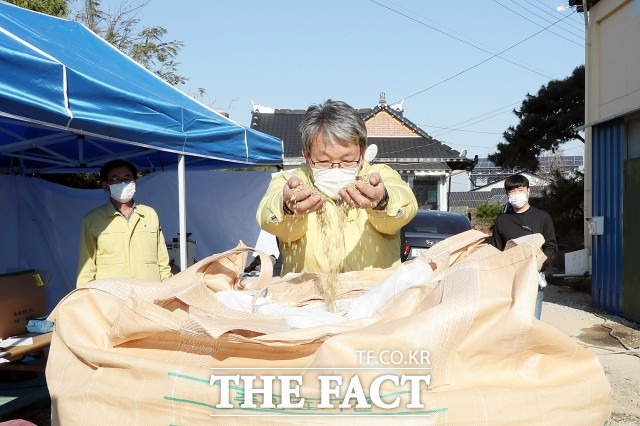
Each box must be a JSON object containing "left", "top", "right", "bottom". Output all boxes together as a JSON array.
[{"left": 491, "top": 174, "right": 558, "bottom": 319}]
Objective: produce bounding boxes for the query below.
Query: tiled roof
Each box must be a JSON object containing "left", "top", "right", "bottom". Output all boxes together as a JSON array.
[
  {"left": 370, "top": 137, "right": 461, "bottom": 161},
  {"left": 386, "top": 161, "right": 450, "bottom": 174},
  {"left": 449, "top": 191, "right": 492, "bottom": 208},
  {"left": 250, "top": 109, "right": 305, "bottom": 158},
  {"left": 250, "top": 106, "right": 475, "bottom": 171},
  {"left": 390, "top": 162, "right": 449, "bottom": 171},
  {"left": 449, "top": 186, "right": 546, "bottom": 209}
]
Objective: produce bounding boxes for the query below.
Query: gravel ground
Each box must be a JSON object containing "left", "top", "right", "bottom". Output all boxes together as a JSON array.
[{"left": 542, "top": 283, "right": 640, "bottom": 425}]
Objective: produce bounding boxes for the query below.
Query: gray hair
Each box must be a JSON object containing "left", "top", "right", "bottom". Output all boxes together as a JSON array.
[{"left": 299, "top": 100, "right": 367, "bottom": 155}]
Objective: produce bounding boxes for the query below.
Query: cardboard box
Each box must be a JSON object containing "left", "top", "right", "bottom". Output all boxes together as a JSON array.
[{"left": 0, "top": 270, "right": 47, "bottom": 339}]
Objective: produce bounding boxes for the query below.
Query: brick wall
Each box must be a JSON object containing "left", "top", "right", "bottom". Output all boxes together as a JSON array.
[{"left": 365, "top": 112, "right": 417, "bottom": 137}]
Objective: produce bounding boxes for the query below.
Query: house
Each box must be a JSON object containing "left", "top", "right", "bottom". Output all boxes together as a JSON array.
[
  {"left": 449, "top": 172, "right": 548, "bottom": 232},
  {"left": 577, "top": 0, "right": 640, "bottom": 321},
  {"left": 449, "top": 171, "right": 548, "bottom": 211},
  {"left": 250, "top": 93, "right": 475, "bottom": 211},
  {"left": 469, "top": 156, "right": 583, "bottom": 188},
  {"left": 448, "top": 155, "right": 583, "bottom": 214}
]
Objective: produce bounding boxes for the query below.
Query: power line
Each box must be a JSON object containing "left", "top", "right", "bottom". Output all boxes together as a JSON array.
[
  {"left": 378, "top": 141, "right": 440, "bottom": 156},
  {"left": 391, "top": 11, "right": 576, "bottom": 103},
  {"left": 432, "top": 102, "right": 520, "bottom": 133},
  {"left": 368, "top": 0, "right": 555, "bottom": 80},
  {"left": 443, "top": 141, "right": 500, "bottom": 150},
  {"left": 534, "top": 0, "right": 588, "bottom": 27},
  {"left": 378, "top": 0, "right": 555, "bottom": 79},
  {"left": 516, "top": 0, "right": 585, "bottom": 38},
  {"left": 570, "top": 12, "right": 586, "bottom": 26},
  {"left": 412, "top": 102, "right": 518, "bottom": 139},
  {"left": 527, "top": 0, "right": 586, "bottom": 32},
  {"left": 419, "top": 124, "right": 503, "bottom": 135},
  {"left": 419, "top": 103, "right": 518, "bottom": 142},
  {"left": 367, "top": 2, "right": 580, "bottom": 152},
  {"left": 492, "top": 0, "right": 583, "bottom": 47},
  {"left": 431, "top": 111, "right": 512, "bottom": 138}
]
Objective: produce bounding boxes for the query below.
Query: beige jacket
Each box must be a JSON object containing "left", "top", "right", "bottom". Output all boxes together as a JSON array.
[
  {"left": 77, "top": 202, "right": 172, "bottom": 287},
  {"left": 256, "top": 162, "right": 418, "bottom": 274}
]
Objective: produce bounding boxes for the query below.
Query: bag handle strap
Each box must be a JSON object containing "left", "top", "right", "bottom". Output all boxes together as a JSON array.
[{"left": 195, "top": 245, "right": 273, "bottom": 291}]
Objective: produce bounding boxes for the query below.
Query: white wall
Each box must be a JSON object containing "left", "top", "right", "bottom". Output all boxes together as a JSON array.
[
  {"left": 588, "top": 0, "right": 640, "bottom": 124},
  {"left": 588, "top": 0, "right": 640, "bottom": 121}
]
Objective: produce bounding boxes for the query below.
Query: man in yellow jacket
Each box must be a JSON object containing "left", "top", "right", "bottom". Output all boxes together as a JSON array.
[
  {"left": 256, "top": 100, "right": 418, "bottom": 275},
  {"left": 77, "top": 159, "right": 172, "bottom": 287}
]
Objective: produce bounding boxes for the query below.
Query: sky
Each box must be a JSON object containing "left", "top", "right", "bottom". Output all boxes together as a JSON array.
[{"left": 99, "top": 0, "right": 586, "bottom": 189}]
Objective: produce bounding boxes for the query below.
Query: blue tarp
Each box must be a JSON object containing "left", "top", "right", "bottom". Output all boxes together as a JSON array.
[{"left": 0, "top": 2, "right": 283, "bottom": 173}]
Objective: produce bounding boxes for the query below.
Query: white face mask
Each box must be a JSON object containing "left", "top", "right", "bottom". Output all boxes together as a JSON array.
[
  {"left": 508, "top": 192, "right": 528, "bottom": 209},
  {"left": 311, "top": 167, "right": 358, "bottom": 200},
  {"left": 109, "top": 181, "right": 136, "bottom": 203}
]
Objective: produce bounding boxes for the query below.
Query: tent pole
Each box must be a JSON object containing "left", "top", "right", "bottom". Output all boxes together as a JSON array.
[{"left": 178, "top": 155, "right": 187, "bottom": 271}]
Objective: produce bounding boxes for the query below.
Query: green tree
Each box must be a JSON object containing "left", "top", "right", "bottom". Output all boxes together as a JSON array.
[
  {"left": 7, "top": 1, "right": 187, "bottom": 87},
  {"left": 37, "top": 173, "right": 102, "bottom": 189},
  {"left": 489, "top": 65, "right": 585, "bottom": 171},
  {"left": 536, "top": 171, "right": 584, "bottom": 249},
  {"left": 73, "top": 0, "right": 187, "bottom": 86},
  {"left": 475, "top": 202, "right": 504, "bottom": 228},
  {"left": 5, "top": 0, "right": 68, "bottom": 16},
  {"left": 8, "top": 0, "right": 195, "bottom": 188}
]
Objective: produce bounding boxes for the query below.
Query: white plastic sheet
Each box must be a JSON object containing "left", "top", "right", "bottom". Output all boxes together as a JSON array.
[{"left": 213, "top": 258, "right": 433, "bottom": 328}]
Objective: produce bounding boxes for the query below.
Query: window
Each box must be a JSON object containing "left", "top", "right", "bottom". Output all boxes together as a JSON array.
[{"left": 412, "top": 178, "right": 440, "bottom": 210}]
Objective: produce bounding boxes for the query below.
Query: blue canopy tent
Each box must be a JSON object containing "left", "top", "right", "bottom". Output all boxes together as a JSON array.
[{"left": 0, "top": 2, "right": 283, "bottom": 269}]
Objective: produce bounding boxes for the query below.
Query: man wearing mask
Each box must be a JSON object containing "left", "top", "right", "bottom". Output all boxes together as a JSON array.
[
  {"left": 491, "top": 174, "right": 558, "bottom": 319},
  {"left": 76, "top": 159, "right": 172, "bottom": 287},
  {"left": 256, "top": 100, "right": 418, "bottom": 275}
]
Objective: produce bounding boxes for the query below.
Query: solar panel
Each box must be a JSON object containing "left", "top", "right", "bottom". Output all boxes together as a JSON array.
[
  {"left": 487, "top": 194, "right": 508, "bottom": 204},
  {"left": 474, "top": 156, "right": 583, "bottom": 170}
]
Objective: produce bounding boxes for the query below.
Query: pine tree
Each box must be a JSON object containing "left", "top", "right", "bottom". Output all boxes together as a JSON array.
[{"left": 489, "top": 65, "right": 584, "bottom": 171}]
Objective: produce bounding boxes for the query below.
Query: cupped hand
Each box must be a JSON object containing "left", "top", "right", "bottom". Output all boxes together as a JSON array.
[
  {"left": 340, "top": 172, "right": 385, "bottom": 209},
  {"left": 283, "top": 176, "right": 325, "bottom": 214}
]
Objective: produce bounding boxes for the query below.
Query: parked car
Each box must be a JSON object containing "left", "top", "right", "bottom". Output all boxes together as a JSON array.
[{"left": 401, "top": 210, "right": 473, "bottom": 261}]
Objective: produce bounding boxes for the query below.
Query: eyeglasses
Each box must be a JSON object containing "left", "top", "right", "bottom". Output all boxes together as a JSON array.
[
  {"left": 309, "top": 158, "right": 360, "bottom": 169},
  {"left": 106, "top": 177, "right": 135, "bottom": 185}
]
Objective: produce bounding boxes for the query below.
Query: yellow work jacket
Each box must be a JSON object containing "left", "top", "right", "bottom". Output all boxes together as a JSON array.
[
  {"left": 256, "top": 162, "right": 418, "bottom": 274},
  {"left": 77, "top": 202, "right": 172, "bottom": 287}
]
